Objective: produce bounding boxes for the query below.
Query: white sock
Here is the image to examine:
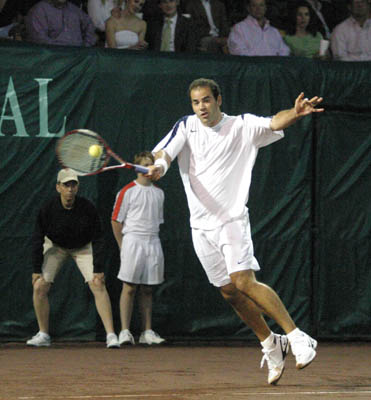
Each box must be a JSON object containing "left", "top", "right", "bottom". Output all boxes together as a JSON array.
[
  {"left": 261, "top": 332, "right": 275, "bottom": 350},
  {"left": 287, "top": 328, "right": 301, "bottom": 341},
  {"left": 39, "top": 331, "right": 50, "bottom": 338}
]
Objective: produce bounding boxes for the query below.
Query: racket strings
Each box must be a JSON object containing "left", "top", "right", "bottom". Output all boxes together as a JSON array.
[{"left": 57, "top": 132, "right": 108, "bottom": 174}]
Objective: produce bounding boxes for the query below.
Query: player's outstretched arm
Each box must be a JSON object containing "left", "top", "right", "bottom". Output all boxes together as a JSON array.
[{"left": 270, "top": 93, "right": 324, "bottom": 131}]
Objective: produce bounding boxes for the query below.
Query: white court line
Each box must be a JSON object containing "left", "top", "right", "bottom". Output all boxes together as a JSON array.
[{"left": 17, "top": 390, "right": 371, "bottom": 399}]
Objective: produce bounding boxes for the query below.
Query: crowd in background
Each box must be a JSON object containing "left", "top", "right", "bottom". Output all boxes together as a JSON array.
[{"left": 0, "top": 0, "right": 370, "bottom": 61}]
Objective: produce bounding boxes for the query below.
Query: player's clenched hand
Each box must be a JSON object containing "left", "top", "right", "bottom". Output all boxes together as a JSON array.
[
  {"left": 146, "top": 165, "right": 163, "bottom": 181},
  {"left": 295, "top": 93, "right": 324, "bottom": 117}
]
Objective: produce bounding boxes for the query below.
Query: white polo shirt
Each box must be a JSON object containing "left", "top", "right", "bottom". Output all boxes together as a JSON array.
[{"left": 153, "top": 113, "right": 283, "bottom": 230}]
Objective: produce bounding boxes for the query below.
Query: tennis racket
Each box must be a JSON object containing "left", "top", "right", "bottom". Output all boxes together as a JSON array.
[{"left": 56, "top": 129, "right": 149, "bottom": 176}]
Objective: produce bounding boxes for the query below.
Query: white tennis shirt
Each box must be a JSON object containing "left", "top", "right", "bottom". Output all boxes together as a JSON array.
[
  {"left": 153, "top": 113, "right": 284, "bottom": 230},
  {"left": 112, "top": 181, "right": 164, "bottom": 235}
]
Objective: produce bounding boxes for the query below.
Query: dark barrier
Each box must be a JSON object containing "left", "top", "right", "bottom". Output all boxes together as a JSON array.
[{"left": 0, "top": 41, "right": 370, "bottom": 341}]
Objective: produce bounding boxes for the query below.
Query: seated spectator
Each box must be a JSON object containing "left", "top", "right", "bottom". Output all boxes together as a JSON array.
[
  {"left": 228, "top": 0, "right": 290, "bottom": 56},
  {"left": 284, "top": 2, "right": 324, "bottom": 58},
  {"left": 145, "top": 0, "right": 197, "bottom": 52},
  {"left": 184, "top": 0, "right": 230, "bottom": 54},
  {"left": 25, "top": 0, "right": 97, "bottom": 46},
  {"left": 88, "top": 0, "right": 124, "bottom": 32},
  {"left": 331, "top": 0, "right": 371, "bottom": 61},
  {"left": 105, "top": 0, "right": 147, "bottom": 49}
]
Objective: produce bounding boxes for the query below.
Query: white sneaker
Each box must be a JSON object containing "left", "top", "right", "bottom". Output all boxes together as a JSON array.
[
  {"left": 26, "top": 332, "right": 51, "bottom": 347},
  {"left": 139, "top": 329, "right": 165, "bottom": 345},
  {"left": 260, "top": 334, "right": 289, "bottom": 385},
  {"left": 119, "top": 329, "right": 135, "bottom": 345},
  {"left": 289, "top": 330, "right": 317, "bottom": 369},
  {"left": 106, "top": 333, "right": 120, "bottom": 348}
]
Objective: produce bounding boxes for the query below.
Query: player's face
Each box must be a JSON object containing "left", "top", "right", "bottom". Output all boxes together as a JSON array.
[
  {"left": 56, "top": 180, "right": 79, "bottom": 208},
  {"left": 159, "top": 0, "right": 177, "bottom": 17},
  {"left": 190, "top": 86, "right": 222, "bottom": 127},
  {"left": 296, "top": 6, "right": 310, "bottom": 29}
]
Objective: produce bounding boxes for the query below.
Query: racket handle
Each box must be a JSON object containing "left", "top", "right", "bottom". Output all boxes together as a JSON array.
[{"left": 134, "top": 165, "right": 149, "bottom": 174}]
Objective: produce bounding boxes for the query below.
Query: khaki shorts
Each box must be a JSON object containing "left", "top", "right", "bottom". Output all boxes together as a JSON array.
[
  {"left": 41, "top": 237, "right": 94, "bottom": 283},
  {"left": 191, "top": 217, "right": 260, "bottom": 288}
]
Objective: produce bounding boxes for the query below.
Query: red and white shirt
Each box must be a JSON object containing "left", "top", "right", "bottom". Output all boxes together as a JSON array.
[{"left": 112, "top": 181, "right": 164, "bottom": 235}]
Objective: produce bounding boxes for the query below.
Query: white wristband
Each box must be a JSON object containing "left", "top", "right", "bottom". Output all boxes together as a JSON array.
[{"left": 154, "top": 158, "right": 169, "bottom": 177}]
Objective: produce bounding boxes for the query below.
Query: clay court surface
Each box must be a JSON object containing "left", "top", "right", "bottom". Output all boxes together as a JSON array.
[{"left": 1, "top": 341, "right": 370, "bottom": 400}]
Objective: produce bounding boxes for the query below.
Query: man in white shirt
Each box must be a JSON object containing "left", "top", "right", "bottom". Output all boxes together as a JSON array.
[
  {"left": 147, "top": 78, "right": 323, "bottom": 385},
  {"left": 331, "top": 0, "right": 371, "bottom": 61}
]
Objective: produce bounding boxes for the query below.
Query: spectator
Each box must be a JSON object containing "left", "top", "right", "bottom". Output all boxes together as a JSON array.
[
  {"left": 26, "top": 169, "right": 119, "bottom": 348},
  {"left": 111, "top": 152, "right": 166, "bottom": 346},
  {"left": 105, "top": 0, "right": 147, "bottom": 49},
  {"left": 145, "top": 0, "right": 197, "bottom": 52},
  {"left": 88, "top": 0, "right": 124, "bottom": 32},
  {"left": 228, "top": 0, "right": 290, "bottom": 56},
  {"left": 284, "top": 2, "right": 324, "bottom": 58},
  {"left": 25, "top": 0, "right": 97, "bottom": 46},
  {"left": 184, "top": 0, "right": 230, "bottom": 53},
  {"left": 331, "top": 0, "right": 371, "bottom": 60}
]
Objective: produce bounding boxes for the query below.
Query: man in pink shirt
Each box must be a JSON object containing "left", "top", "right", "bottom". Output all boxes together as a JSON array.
[
  {"left": 227, "top": 0, "right": 289, "bottom": 56},
  {"left": 331, "top": 0, "right": 371, "bottom": 61}
]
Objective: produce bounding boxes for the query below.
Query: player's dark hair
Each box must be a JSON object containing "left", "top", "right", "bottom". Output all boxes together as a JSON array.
[
  {"left": 133, "top": 151, "right": 154, "bottom": 165},
  {"left": 188, "top": 78, "right": 221, "bottom": 100}
]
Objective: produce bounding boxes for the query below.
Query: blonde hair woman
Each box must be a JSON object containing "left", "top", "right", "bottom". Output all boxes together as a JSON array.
[
  {"left": 105, "top": 0, "right": 147, "bottom": 49},
  {"left": 88, "top": 0, "right": 125, "bottom": 32}
]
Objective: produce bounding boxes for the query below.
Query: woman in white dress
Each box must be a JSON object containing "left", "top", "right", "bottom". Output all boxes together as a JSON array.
[
  {"left": 88, "top": 0, "right": 125, "bottom": 32},
  {"left": 105, "top": 0, "right": 147, "bottom": 50}
]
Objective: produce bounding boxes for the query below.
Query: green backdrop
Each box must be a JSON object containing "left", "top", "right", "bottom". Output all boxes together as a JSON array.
[{"left": 0, "top": 41, "right": 370, "bottom": 341}]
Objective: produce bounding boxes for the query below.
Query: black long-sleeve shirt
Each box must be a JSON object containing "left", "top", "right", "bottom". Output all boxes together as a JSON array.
[{"left": 32, "top": 195, "right": 104, "bottom": 273}]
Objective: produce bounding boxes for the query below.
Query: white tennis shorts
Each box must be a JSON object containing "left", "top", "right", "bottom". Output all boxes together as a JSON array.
[
  {"left": 191, "top": 216, "right": 260, "bottom": 287},
  {"left": 118, "top": 233, "right": 164, "bottom": 285},
  {"left": 41, "top": 237, "right": 94, "bottom": 283}
]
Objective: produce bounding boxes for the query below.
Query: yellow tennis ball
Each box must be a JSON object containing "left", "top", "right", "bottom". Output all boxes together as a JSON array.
[{"left": 89, "top": 144, "right": 103, "bottom": 158}]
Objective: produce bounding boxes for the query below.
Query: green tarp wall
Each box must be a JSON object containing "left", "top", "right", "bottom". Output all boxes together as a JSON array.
[{"left": 0, "top": 42, "right": 370, "bottom": 342}]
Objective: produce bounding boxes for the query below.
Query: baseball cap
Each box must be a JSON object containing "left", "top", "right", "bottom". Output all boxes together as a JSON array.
[{"left": 57, "top": 168, "right": 79, "bottom": 184}]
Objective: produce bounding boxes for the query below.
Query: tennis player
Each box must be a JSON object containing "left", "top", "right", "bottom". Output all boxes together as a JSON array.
[
  {"left": 147, "top": 78, "right": 323, "bottom": 385},
  {"left": 27, "top": 168, "right": 119, "bottom": 348},
  {"left": 112, "top": 152, "right": 165, "bottom": 346}
]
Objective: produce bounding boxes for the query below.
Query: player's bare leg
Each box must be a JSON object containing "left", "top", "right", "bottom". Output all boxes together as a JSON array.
[
  {"left": 32, "top": 278, "right": 51, "bottom": 334},
  {"left": 230, "top": 270, "right": 296, "bottom": 334},
  {"left": 230, "top": 270, "right": 317, "bottom": 370},
  {"left": 220, "top": 283, "right": 289, "bottom": 384},
  {"left": 220, "top": 283, "right": 270, "bottom": 341}
]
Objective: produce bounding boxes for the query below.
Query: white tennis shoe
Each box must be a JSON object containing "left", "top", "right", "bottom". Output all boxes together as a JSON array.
[
  {"left": 106, "top": 333, "right": 120, "bottom": 348},
  {"left": 289, "top": 330, "right": 317, "bottom": 369},
  {"left": 26, "top": 331, "right": 51, "bottom": 347},
  {"left": 139, "top": 329, "right": 165, "bottom": 345},
  {"left": 119, "top": 329, "right": 135, "bottom": 345},
  {"left": 260, "top": 334, "right": 289, "bottom": 385}
]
